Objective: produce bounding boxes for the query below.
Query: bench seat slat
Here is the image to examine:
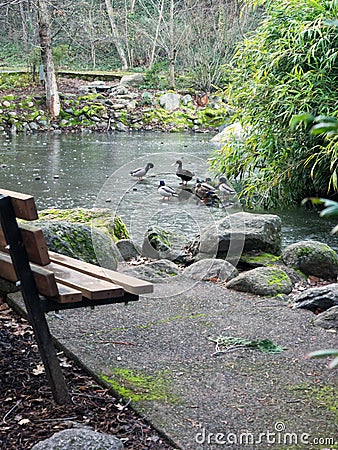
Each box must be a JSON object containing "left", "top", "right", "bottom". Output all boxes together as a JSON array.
[
  {"left": 0, "top": 222, "right": 50, "bottom": 266},
  {"left": 49, "top": 251, "right": 153, "bottom": 295},
  {"left": 45, "top": 261, "right": 125, "bottom": 300},
  {"left": 0, "top": 251, "right": 125, "bottom": 301},
  {"left": 0, "top": 251, "right": 58, "bottom": 297},
  {"left": 0, "top": 189, "right": 38, "bottom": 220},
  {"left": 54, "top": 283, "right": 83, "bottom": 303}
]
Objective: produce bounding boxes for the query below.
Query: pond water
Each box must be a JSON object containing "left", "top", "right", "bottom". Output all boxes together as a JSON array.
[{"left": 1, "top": 131, "right": 338, "bottom": 251}]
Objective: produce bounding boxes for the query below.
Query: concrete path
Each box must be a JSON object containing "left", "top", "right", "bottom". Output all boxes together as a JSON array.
[{"left": 9, "top": 279, "right": 338, "bottom": 449}]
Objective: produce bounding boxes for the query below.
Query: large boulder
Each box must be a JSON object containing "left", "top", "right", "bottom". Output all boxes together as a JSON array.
[
  {"left": 38, "top": 221, "right": 119, "bottom": 269},
  {"left": 282, "top": 240, "right": 338, "bottom": 280},
  {"left": 211, "top": 122, "right": 245, "bottom": 143},
  {"left": 189, "top": 212, "right": 282, "bottom": 262},
  {"left": 38, "top": 208, "right": 129, "bottom": 242},
  {"left": 182, "top": 258, "right": 238, "bottom": 282},
  {"left": 31, "top": 428, "right": 123, "bottom": 450},
  {"left": 226, "top": 266, "right": 292, "bottom": 296},
  {"left": 292, "top": 284, "right": 338, "bottom": 313}
]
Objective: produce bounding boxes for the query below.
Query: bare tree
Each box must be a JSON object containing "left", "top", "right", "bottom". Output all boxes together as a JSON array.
[
  {"left": 104, "top": 0, "right": 128, "bottom": 69},
  {"left": 169, "top": 0, "right": 175, "bottom": 88},
  {"left": 37, "top": 0, "right": 60, "bottom": 118},
  {"left": 149, "top": 0, "right": 164, "bottom": 69}
]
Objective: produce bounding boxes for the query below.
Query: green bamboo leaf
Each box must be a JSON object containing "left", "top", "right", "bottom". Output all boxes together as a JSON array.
[
  {"left": 301, "top": 197, "right": 324, "bottom": 206},
  {"left": 313, "top": 115, "right": 338, "bottom": 124},
  {"left": 308, "top": 349, "right": 338, "bottom": 358},
  {"left": 328, "top": 356, "right": 338, "bottom": 369},
  {"left": 290, "top": 113, "right": 314, "bottom": 129},
  {"left": 320, "top": 205, "right": 338, "bottom": 217},
  {"left": 310, "top": 123, "right": 338, "bottom": 135}
]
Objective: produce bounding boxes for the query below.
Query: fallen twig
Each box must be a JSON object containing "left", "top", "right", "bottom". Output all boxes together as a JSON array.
[
  {"left": 1, "top": 400, "right": 22, "bottom": 424},
  {"left": 117, "top": 398, "right": 132, "bottom": 422}
]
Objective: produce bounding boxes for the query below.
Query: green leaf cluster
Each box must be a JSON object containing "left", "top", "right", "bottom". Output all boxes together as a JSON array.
[{"left": 210, "top": 0, "right": 338, "bottom": 208}]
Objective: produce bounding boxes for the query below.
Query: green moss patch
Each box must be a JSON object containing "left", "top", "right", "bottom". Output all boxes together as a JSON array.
[
  {"left": 39, "top": 208, "right": 129, "bottom": 241},
  {"left": 101, "top": 368, "right": 178, "bottom": 403},
  {"left": 291, "top": 384, "right": 338, "bottom": 423},
  {"left": 241, "top": 252, "right": 281, "bottom": 267}
]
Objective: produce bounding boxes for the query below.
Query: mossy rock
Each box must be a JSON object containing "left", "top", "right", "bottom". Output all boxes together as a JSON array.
[
  {"left": 38, "top": 208, "right": 129, "bottom": 242},
  {"left": 226, "top": 266, "right": 292, "bottom": 296},
  {"left": 36, "top": 220, "right": 119, "bottom": 267},
  {"left": 240, "top": 252, "right": 281, "bottom": 268},
  {"left": 282, "top": 240, "right": 338, "bottom": 280}
]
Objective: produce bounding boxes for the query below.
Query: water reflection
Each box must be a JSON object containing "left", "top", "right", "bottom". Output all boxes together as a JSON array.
[{"left": 1, "top": 132, "right": 338, "bottom": 250}]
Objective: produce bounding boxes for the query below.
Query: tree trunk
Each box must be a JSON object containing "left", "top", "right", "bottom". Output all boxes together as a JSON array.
[
  {"left": 37, "top": 0, "right": 60, "bottom": 118},
  {"left": 169, "top": 0, "right": 175, "bottom": 89},
  {"left": 149, "top": 0, "right": 165, "bottom": 69},
  {"left": 105, "top": 0, "right": 128, "bottom": 70}
]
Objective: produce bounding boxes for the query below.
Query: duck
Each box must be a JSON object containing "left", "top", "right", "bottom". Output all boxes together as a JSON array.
[
  {"left": 194, "top": 178, "right": 220, "bottom": 204},
  {"left": 130, "top": 162, "right": 154, "bottom": 180},
  {"left": 218, "top": 176, "right": 236, "bottom": 204},
  {"left": 174, "top": 160, "right": 194, "bottom": 185},
  {"left": 195, "top": 179, "right": 216, "bottom": 198},
  {"left": 158, "top": 180, "right": 178, "bottom": 200}
]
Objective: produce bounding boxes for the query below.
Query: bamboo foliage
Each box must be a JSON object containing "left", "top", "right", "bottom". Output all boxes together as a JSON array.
[{"left": 210, "top": 0, "right": 338, "bottom": 208}]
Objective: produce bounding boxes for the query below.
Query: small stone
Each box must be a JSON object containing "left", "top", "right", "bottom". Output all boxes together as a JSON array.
[
  {"left": 30, "top": 428, "right": 124, "bottom": 450},
  {"left": 314, "top": 306, "right": 338, "bottom": 330},
  {"left": 183, "top": 258, "right": 238, "bottom": 282},
  {"left": 293, "top": 284, "right": 338, "bottom": 313},
  {"left": 116, "top": 239, "right": 139, "bottom": 261}
]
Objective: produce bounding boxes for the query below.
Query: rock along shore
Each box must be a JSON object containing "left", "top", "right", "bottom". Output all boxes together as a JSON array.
[{"left": 0, "top": 74, "right": 231, "bottom": 135}]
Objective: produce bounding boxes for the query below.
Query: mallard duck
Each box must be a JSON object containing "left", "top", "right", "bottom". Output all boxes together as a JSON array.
[
  {"left": 174, "top": 160, "right": 194, "bottom": 185},
  {"left": 130, "top": 162, "right": 154, "bottom": 180},
  {"left": 194, "top": 178, "right": 219, "bottom": 204},
  {"left": 158, "top": 180, "right": 178, "bottom": 200},
  {"left": 195, "top": 179, "right": 216, "bottom": 199},
  {"left": 218, "top": 176, "right": 236, "bottom": 204}
]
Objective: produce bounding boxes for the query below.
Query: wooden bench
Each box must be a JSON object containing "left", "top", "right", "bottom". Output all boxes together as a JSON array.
[{"left": 0, "top": 188, "right": 153, "bottom": 404}]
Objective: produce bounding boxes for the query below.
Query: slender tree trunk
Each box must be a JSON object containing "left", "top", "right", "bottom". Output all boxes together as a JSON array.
[
  {"left": 169, "top": 0, "right": 175, "bottom": 89},
  {"left": 37, "top": 0, "right": 60, "bottom": 118},
  {"left": 105, "top": 0, "right": 128, "bottom": 70},
  {"left": 149, "top": 0, "right": 165, "bottom": 69}
]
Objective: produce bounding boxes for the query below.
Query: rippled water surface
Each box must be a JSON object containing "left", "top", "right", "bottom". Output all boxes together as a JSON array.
[{"left": 1, "top": 132, "right": 337, "bottom": 250}]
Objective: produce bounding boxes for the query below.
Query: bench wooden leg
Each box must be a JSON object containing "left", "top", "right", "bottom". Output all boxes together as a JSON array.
[{"left": 0, "top": 195, "right": 70, "bottom": 404}]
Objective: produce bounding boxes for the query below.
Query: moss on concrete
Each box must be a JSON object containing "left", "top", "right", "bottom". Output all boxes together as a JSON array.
[{"left": 101, "top": 368, "right": 178, "bottom": 403}]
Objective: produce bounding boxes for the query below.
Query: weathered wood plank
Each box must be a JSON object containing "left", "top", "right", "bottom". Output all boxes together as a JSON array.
[
  {"left": 0, "top": 251, "right": 58, "bottom": 297},
  {"left": 0, "top": 222, "right": 50, "bottom": 265},
  {"left": 0, "top": 189, "right": 38, "bottom": 220},
  {"left": 45, "top": 261, "right": 125, "bottom": 300},
  {"left": 54, "top": 283, "right": 83, "bottom": 304},
  {"left": 49, "top": 251, "right": 153, "bottom": 295}
]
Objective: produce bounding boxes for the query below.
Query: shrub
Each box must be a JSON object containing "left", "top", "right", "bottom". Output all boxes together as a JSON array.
[{"left": 210, "top": 0, "right": 338, "bottom": 208}]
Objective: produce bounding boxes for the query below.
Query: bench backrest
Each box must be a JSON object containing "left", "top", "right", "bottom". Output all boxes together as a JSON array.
[{"left": 0, "top": 188, "right": 153, "bottom": 305}]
